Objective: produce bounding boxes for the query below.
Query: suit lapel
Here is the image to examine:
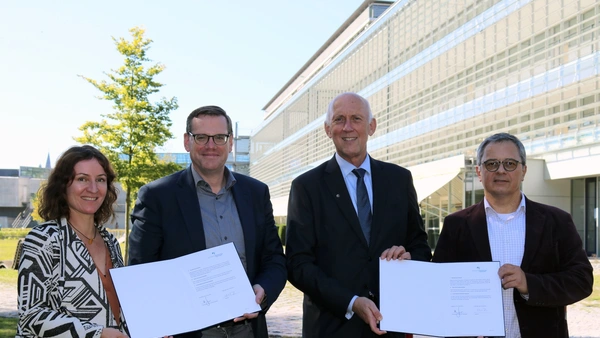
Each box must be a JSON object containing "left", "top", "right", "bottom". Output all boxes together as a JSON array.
[
  {"left": 231, "top": 177, "right": 256, "bottom": 277},
  {"left": 468, "top": 202, "right": 493, "bottom": 261},
  {"left": 324, "top": 156, "right": 369, "bottom": 247},
  {"left": 176, "top": 167, "right": 207, "bottom": 253},
  {"left": 521, "top": 198, "right": 546, "bottom": 270}
]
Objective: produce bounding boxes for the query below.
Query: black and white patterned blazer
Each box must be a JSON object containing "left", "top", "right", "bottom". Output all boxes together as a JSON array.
[{"left": 17, "top": 218, "right": 127, "bottom": 338}]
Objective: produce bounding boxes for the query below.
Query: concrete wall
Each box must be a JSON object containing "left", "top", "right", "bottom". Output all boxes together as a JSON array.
[
  {"left": 522, "top": 159, "right": 571, "bottom": 213},
  {"left": 0, "top": 177, "right": 127, "bottom": 229},
  {"left": 0, "top": 178, "right": 20, "bottom": 207}
]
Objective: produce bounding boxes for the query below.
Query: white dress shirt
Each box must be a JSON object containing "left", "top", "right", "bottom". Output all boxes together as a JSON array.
[
  {"left": 484, "top": 193, "right": 527, "bottom": 338},
  {"left": 335, "top": 153, "right": 373, "bottom": 319}
]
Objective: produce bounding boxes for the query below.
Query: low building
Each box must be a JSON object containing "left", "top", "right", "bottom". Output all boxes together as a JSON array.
[
  {"left": 0, "top": 133, "right": 250, "bottom": 228},
  {"left": 0, "top": 167, "right": 49, "bottom": 228}
]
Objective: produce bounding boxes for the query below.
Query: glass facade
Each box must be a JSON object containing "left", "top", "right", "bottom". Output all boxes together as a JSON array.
[
  {"left": 572, "top": 177, "right": 599, "bottom": 256},
  {"left": 251, "top": 0, "right": 600, "bottom": 254}
]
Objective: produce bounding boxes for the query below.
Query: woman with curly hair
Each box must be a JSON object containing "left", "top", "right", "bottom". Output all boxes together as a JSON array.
[{"left": 17, "top": 145, "right": 128, "bottom": 338}]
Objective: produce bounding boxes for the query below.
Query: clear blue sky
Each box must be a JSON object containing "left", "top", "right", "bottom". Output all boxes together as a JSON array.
[{"left": 0, "top": 0, "right": 364, "bottom": 169}]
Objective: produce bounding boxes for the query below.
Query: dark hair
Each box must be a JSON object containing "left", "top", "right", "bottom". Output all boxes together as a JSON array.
[
  {"left": 477, "top": 133, "right": 527, "bottom": 165},
  {"left": 186, "top": 105, "right": 233, "bottom": 135},
  {"left": 37, "top": 145, "right": 118, "bottom": 225}
]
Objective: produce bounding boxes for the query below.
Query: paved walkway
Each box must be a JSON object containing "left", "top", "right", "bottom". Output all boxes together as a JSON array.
[
  {"left": 265, "top": 259, "right": 600, "bottom": 338},
  {"left": 2, "top": 259, "right": 599, "bottom": 337},
  {"left": 0, "top": 282, "right": 17, "bottom": 319}
]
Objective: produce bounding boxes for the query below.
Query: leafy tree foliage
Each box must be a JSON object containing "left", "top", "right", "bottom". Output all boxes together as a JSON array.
[
  {"left": 30, "top": 190, "right": 43, "bottom": 223},
  {"left": 77, "top": 27, "right": 181, "bottom": 262}
]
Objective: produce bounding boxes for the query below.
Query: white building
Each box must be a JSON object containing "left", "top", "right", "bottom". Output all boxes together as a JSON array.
[{"left": 250, "top": 0, "right": 600, "bottom": 256}]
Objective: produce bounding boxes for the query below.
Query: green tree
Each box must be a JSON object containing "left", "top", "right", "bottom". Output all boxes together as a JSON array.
[
  {"left": 30, "top": 190, "right": 44, "bottom": 223},
  {"left": 77, "top": 27, "right": 181, "bottom": 262}
]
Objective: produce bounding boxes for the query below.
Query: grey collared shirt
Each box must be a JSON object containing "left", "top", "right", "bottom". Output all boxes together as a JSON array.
[{"left": 191, "top": 166, "right": 247, "bottom": 271}]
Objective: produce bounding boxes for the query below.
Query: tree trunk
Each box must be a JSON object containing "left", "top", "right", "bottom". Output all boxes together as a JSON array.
[{"left": 124, "top": 187, "right": 131, "bottom": 265}]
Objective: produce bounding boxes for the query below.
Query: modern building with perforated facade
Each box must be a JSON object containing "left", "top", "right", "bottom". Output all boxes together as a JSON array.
[{"left": 250, "top": 0, "right": 600, "bottom": 256}]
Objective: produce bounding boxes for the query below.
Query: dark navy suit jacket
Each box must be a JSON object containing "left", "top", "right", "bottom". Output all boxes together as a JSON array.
[
  {"left": 286, "top": 155, "right": 432, "bottom": 338},
  {"left": 129, "top": 166, "right": 287, "bottom": 338}
]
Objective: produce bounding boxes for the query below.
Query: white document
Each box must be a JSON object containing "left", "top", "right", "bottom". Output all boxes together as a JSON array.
[
  {"left": 110, "top": 242, "right": 261, "bottom": 338},
  {"left": 380, "top": 260, "right": 504, "bottom": 337}
]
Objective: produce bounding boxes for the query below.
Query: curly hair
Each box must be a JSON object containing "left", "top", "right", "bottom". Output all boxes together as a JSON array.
[{"left": 37, "top": 145, "right": 118, "bottom": 225}]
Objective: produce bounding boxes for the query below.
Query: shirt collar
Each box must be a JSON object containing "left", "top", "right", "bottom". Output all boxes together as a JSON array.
[
  {"left": 483, "top": 192, "right": 526, "bottom": 215},
  {"left": 335, "top": 153, "right": 371, "bottom": 178},
  {"left": 190, "top": 165, "right": 237, "bottom": 191}
]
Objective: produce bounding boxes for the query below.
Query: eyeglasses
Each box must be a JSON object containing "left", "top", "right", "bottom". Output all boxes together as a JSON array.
[
  {"left": 188, "top": 132, "right": 230, "bottom": 145},
  {"left": 481, "top": 159, "right": 522, "bottom": 172}
]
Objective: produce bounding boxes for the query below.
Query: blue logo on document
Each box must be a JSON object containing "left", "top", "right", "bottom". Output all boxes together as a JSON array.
[{"left": 474, "top": 266, "right": 487, "bottom": 272}]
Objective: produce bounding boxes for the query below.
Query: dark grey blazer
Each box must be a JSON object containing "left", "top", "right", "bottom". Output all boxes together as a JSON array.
[
  {"left": 129, "top": 166, "right": 287, "bottom": 338},
  {"left": 286, "top": 155, "right": 432, "bottom": 338}
]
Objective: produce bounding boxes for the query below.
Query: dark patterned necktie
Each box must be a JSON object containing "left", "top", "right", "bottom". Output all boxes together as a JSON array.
[{"left": 352, "top": 168, "right": 372, "bottom": 245}]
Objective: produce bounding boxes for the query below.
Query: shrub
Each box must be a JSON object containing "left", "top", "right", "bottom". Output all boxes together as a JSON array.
[
  {"left": 277, "top": 224, "right": 286, "bottom": 245},
  {"left": 0, "top": 228, "right": 30, "bottom": 240}
]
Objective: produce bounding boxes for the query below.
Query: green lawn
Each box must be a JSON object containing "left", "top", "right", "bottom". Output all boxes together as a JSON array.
[
  {"left": 0, "top": 317, "right": 17, "bottom": 338},
  {"left": 0, "top": 239, "right": 19, "bottom": 262},
  {"left": 0, "top": 270, "right": 17, "bottom": 286}
]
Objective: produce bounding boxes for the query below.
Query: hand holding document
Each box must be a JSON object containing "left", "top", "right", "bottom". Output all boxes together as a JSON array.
[
  {"left": 110, "top": 243, "right": 260, "bottom": 338},
  {"left": 379, "top": 260, "right": 504, "bottom": 337}
]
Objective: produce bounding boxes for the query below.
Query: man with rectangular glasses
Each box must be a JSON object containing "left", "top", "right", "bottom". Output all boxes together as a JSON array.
[
  {"left": 128, "top": 106, "right": 286, "bottom": 338},
  {"left": 432, "top": 133, "right": 593, "bottom": 338}
]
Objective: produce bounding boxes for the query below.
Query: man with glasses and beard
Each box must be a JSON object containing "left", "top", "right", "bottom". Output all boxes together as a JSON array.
[
  {"left": 432, "top": 133, "right": 593, "bottom": 338},
  {"left": 128, "top": 106, "right": 286, "bottom": 338}
]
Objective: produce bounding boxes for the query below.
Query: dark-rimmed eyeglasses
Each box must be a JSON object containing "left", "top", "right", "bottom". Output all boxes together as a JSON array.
[
  {"left": 481, "top": 159, "right": 522, "bottom": 172},
  {"left": 188, "top": 132, "right": 230, "bottom": 145}
]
